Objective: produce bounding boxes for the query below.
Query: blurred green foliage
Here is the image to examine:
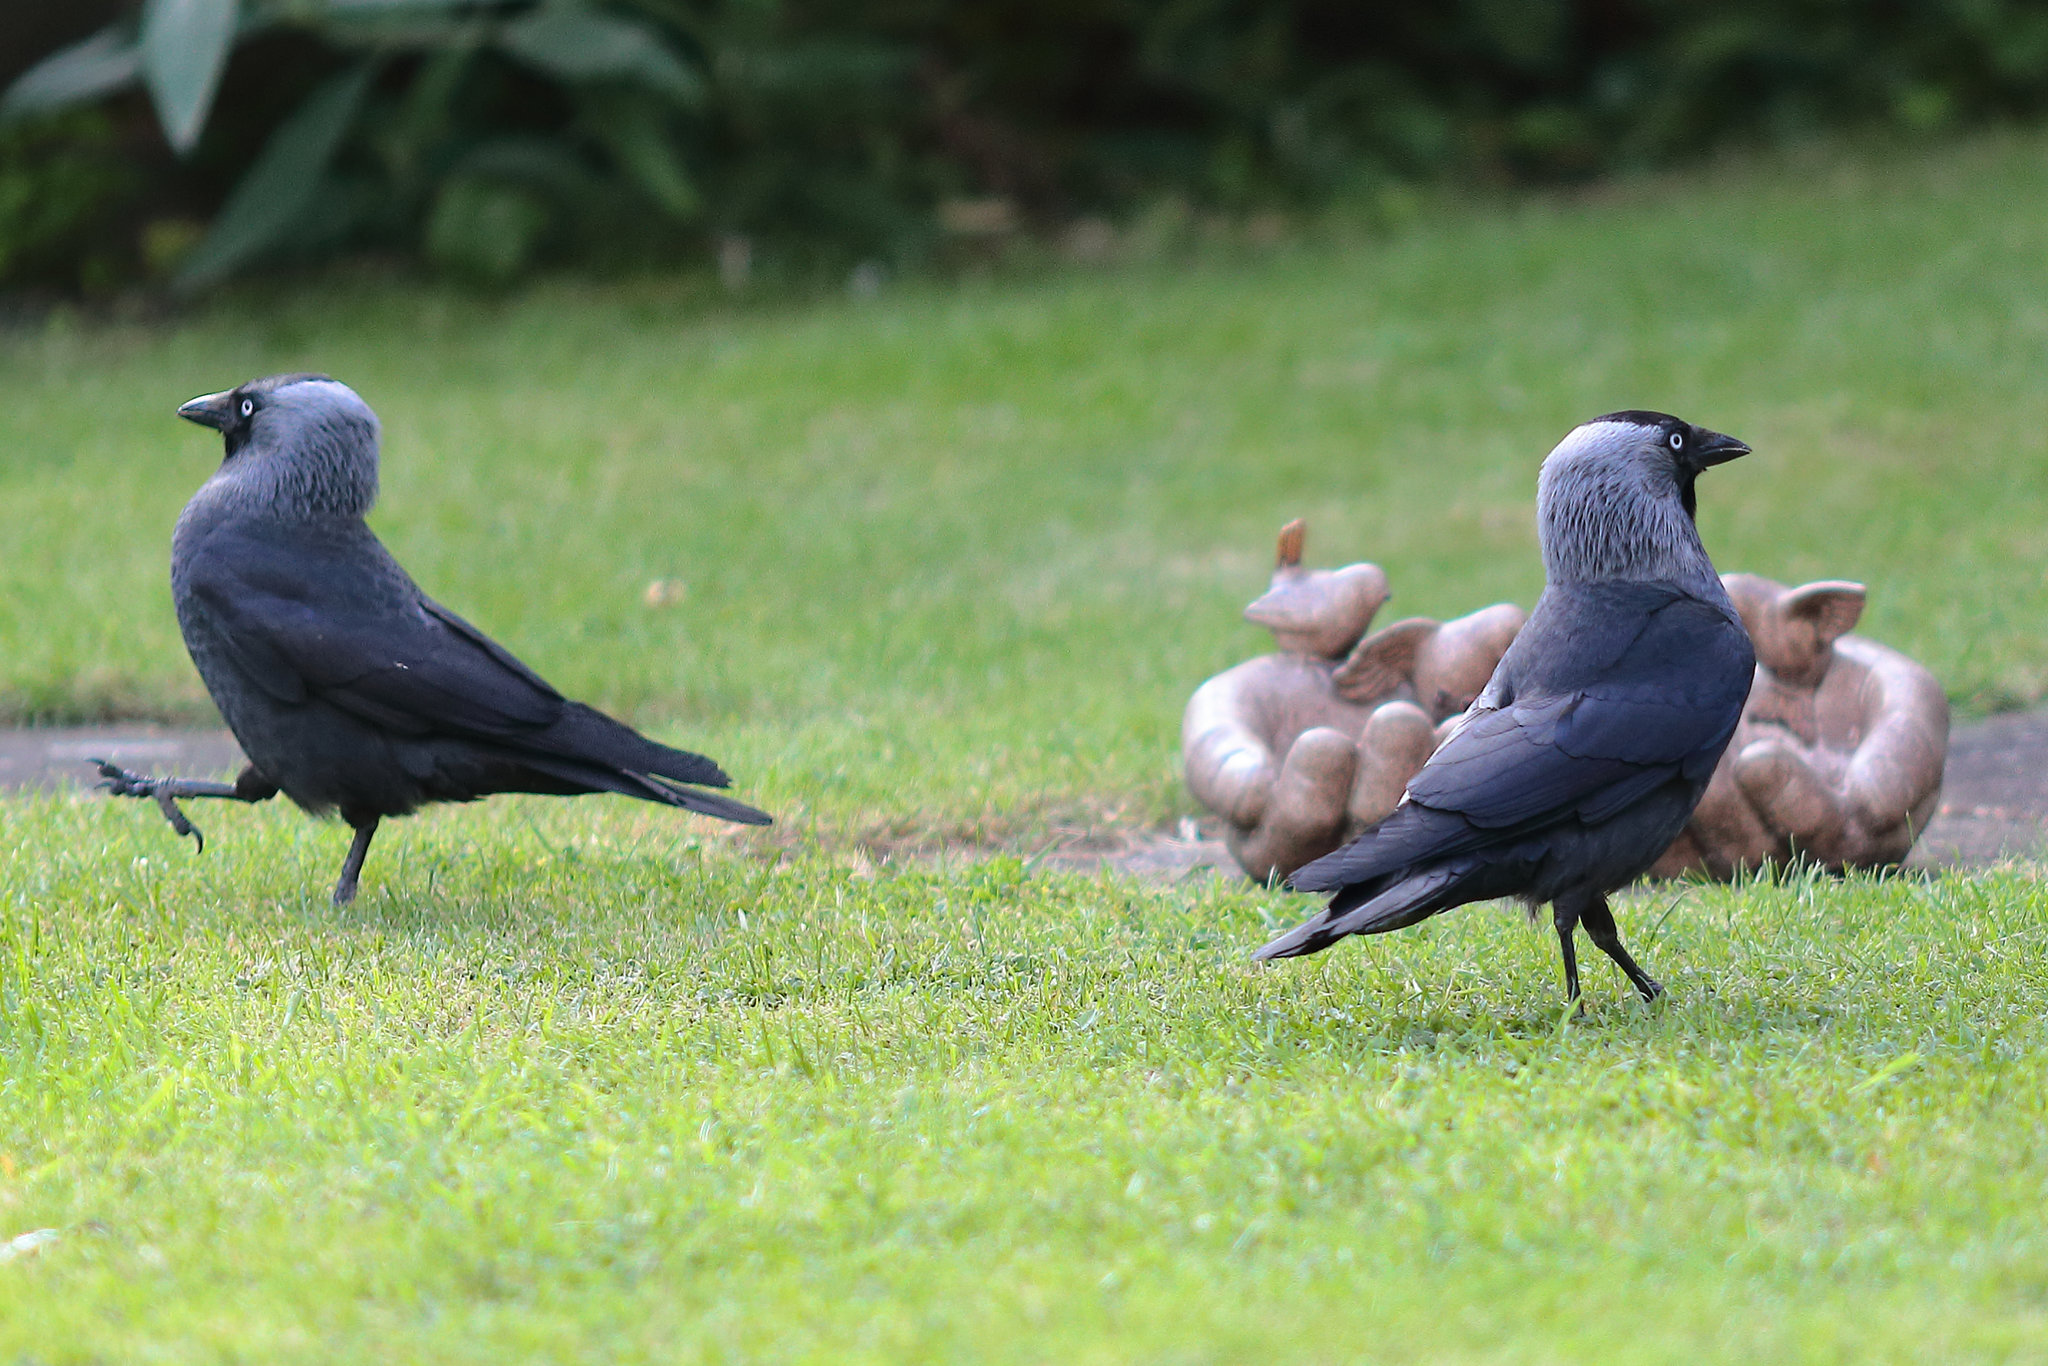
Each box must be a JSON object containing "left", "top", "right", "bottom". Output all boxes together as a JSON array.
[
  {"left": 0, "top": 110, "right": 138, "bottom": 293},
  {"left": 6, "top": 0, "right": 2048, "bottom": 292}
]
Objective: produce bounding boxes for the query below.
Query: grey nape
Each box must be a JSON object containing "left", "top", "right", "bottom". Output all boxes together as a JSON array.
[
  {"left": 99, "top": 374, "right": 771, "bottom": 905},
  {"left": 1257, "top": 411, "right": 1756, "bottom": 1005}
]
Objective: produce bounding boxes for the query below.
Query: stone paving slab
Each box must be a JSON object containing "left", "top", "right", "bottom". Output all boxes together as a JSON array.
[
  {"left": 5, "top": 710, "right": 2045, "bottom": 876},
  {"left": 1906, "top": 706, "right": 2048, "bottom": 868},
  {"left": 0, "top": 726, "right": 245, "bottom": 793}
]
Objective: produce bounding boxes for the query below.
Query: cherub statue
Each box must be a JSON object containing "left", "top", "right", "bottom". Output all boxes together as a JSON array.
[
  {"left": 1181, "top": 521, "right": 1523, "bottom": 881},
  {"left": 1185, "top": 528, "right": 1951, "bottom": 885},
  {"left": 1652, "top": 573, "right": 1949, "bottom": 876}
]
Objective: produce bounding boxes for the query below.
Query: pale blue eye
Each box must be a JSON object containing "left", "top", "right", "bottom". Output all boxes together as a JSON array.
[
  {"left": 1668, "top": 431, "right": 1683, "bottom": 450},
  {"left": 241, "top": 399, "right": 254, "bottom": 417}
]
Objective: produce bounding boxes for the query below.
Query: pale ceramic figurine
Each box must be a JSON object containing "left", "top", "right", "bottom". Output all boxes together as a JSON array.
[
  {"left": 1652, "top": 573, "right": 1949, "bottom": 876},
  {"left": 1185, "top": 531, "right": 1950, "bottom": 884},
  {"left": 1181, "top": 521, "right": 1523, "bottom": 881}
]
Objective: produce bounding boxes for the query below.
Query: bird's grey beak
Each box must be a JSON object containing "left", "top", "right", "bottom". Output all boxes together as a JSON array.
[
  {"left": 177, "top": 390, "right": 236, "bottom": 431},
  {"left": 1690, "top": 428, "right": 1750, "bottom": 468}
]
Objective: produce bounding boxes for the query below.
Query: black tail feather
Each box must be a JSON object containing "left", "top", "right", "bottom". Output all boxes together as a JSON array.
[
  {"left": 494, "top": 747, "right": 771, "bottom": 827},
  {"left": 1254, "top": 866, "right": 1460, "bottom": 960},
  {"left": 646, "top": 777, "right": 773, "bottom": 826},
  {"left": 543, "top": 702, "right": 732, "bottom": 789}
]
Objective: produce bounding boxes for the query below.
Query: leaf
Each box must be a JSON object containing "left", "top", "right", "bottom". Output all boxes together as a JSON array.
[
  {"left": 447, "top": 136, "right": 605, "bottom": 201},
  {"left": 424, "top": 177, "right": 552, "bottom": 283},
  {"left": 140, "top": 0, "right": 242, "bottom": 154},
  {"left": 310, "top": 17, "right": 494, "bottom": 54},
  {"left": 174, "top": 62, "right": 378, "bottom": 291},
  {"left": 580, "top": 91, "right": 699, "bottom": 219},
  {"left": 315, "top": 0, "right": 499, "bottom": 46},
  {"left": 0, "top": 27, "right": 143, "bottom": 120},
  {"left": 1850, "top": 1051, "right": 1924, "bottom": 1095},
  {"left": 323, "top": 0, "right": 495, "bottom": 11},
  {"left": 497, "top": 9, "right": 702, "bottom": 104}
]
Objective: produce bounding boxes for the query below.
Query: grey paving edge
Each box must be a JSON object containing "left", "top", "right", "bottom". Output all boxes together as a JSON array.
[
  {"left": 0, "top": 726, "right": 246, "bottom": 793},
  {"left": 5, "top": 709, "right": 2045, "bottom": 876}
]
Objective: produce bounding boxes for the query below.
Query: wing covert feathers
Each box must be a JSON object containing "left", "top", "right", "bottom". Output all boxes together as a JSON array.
[{"left": 1263, "top": 582, "right": 1753, "bottom": 961}]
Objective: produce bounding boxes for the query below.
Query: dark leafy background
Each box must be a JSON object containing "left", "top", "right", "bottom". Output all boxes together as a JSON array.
[{"left": 5, "top": 0, "right": 2048, "bottom": 292}]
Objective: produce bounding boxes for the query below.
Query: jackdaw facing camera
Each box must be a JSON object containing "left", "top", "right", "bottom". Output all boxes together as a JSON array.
[
  {"left": 99, "top": 374, "right": 770, "bottom": 905},
  {"left": 1256, "top": 412, "right": 1754, "bottom": 1004}
]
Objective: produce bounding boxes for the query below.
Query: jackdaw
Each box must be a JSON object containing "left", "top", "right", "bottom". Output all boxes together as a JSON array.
[
  {"left": 1255, "top": 411, "right": 1754, "bottom": 1003},
  {"left": 99, "top": 373, "right": 770, "bottom": 905}
]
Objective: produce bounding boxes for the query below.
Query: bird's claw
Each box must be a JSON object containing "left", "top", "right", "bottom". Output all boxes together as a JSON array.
[
  {"left": 154, "top": 791, "right": 205, "bottom": 853},
  {"left": 89, "top": 759, "right": 206, "bottom": 853},
  {"left": 93, "top": 759, "right": 152, "bottom": 797}
]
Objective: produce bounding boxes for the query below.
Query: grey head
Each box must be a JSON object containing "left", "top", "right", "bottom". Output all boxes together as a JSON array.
[
  {"left": 1535, "top": 410, "right": 1749, "bottom": 591},
  {"left": 177, "top": 373, "right": 382, "bottom": 521}
]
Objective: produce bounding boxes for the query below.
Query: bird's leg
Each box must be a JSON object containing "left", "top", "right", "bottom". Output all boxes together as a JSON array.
[
  {"left": 332, "top": 817, "right": 379, "bottom": 906},
  {"left": 1551, "top": 901, "right": 1583, "bottom": 1006},
  {"left": 1580, "top": 896, "right": 1664, "bottom": 1002},
  {"left": 93, "top": 760, "right": 278, "bottom": 854}
]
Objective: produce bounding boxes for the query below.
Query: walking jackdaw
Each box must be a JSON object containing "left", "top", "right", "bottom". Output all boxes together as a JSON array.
[
  {"left": 1255, "top": 411, "right": 1754, "bottom": 1003},
  {"left": 99, "top": 373, "right": 770, "bottom": 904}
]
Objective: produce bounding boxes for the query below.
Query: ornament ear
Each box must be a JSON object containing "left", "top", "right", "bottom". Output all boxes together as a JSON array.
[
  {"left": 1414, "top": 602, "right": 1526, "bottom": 718},
  {"left": 1332, "top": 617, "right": 1436, "bottom": 703},
  {"left": 1780, "top": 581, "right": 1865, "bottom": 648}
]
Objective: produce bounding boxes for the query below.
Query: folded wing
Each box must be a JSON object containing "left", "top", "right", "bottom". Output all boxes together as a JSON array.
[
  {"left": 182, "top": 522, "right": 762, "bottom": 819},
  {"left": 1289, "top": 585, "right": 1753, "bottom": 895}
]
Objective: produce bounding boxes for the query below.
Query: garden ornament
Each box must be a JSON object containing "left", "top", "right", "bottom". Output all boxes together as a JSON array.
[
  {"left": 1187, "top": 540, "right": 1951, "bottom": 895},
  {"left": 1652, "top": 573, "right": 1949, "bottom": 876},
  {"left": 1181, "top": 519, "right": 1524, "bottom": 884}
]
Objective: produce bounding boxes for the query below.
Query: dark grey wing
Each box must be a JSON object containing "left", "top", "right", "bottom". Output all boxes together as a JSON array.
[
  {"left": 180, "top": 520, "right": 761, "bottom": 823},
  {"left": 1415, "top": 589, "right": 1752, "bottom": 822},
  {"left": 1290, "top": 585, "right": 1753, "bottom": 892},
  {"left": 182, "top": 523, "right": 564, "bottom": 739},
  {"left": 180, "top": 522, "right": 744, "bottom": 802}
]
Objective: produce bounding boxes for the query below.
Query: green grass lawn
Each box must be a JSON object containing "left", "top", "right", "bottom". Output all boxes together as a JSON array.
[
  {"left": 5, "top": 798, "right": 2048, "bottom": 1361},
  {"left": 4, "top": 131, "right": 2048, "bottom": 1360},
  {"left": 5, "top": 132, "right": 2048, "bottom": 836}
]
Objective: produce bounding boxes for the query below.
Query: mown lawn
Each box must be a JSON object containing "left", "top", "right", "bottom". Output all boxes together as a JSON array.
[
  {"left": 2, "top": 131, "right": 2048, "bottom": 1360},
  {"left": 4, "top": 132, "right": 2048, "bottom": 837},
  {"left": 4, "top": 798, "right": 2047, "bottom": 1361}
]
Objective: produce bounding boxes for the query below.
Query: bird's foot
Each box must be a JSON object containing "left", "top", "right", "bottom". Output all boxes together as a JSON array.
[
  {"left": 91, "top": 760, "right": 207, "bottom": 853},
  {"left": 92, "top": 760, "right": 157, "bottom": 798}
]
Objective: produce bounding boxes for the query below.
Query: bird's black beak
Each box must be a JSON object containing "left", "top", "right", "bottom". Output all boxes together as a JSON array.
[
  {"left": 1689, "top": 427, "right": 1750, "bottom": 468},
  {"left": 177, "top": 389, "right": 236, "bottom": 431}
]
